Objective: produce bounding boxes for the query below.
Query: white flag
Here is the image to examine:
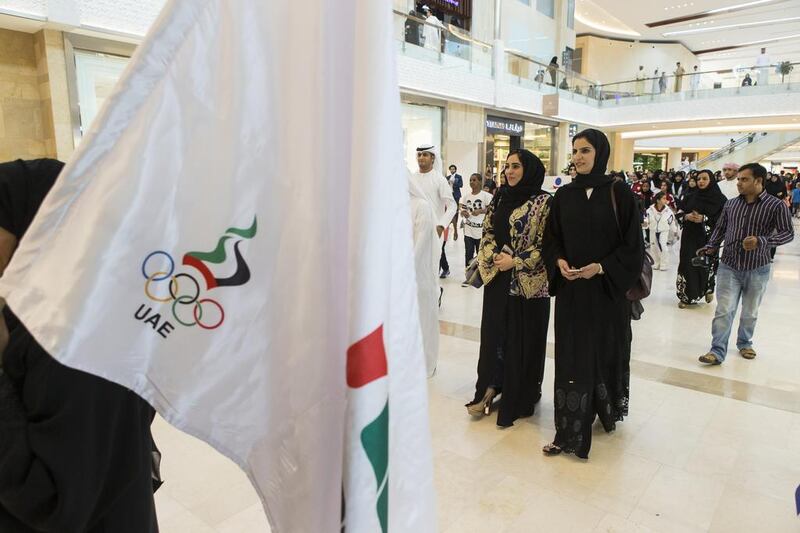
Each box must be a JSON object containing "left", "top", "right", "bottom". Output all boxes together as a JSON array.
[{"left": 0, "top": 0, "right": 436, "bottom": 531}]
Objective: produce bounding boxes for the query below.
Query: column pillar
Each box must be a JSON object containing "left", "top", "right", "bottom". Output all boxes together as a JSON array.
[
  {"left": 555, "top": 122, "right": 572, "bottom": 174},
  {"left": 609, "top": 132, "right": 635, "bottom": 171},
  {"left": 33, "top": 30, "right": 74, "bottom": 160},
  {"left": 667, "top": 147, "right": 683, "bottom": 170}
]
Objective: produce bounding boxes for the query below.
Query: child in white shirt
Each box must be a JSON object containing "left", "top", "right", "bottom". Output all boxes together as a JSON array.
[
  {"left": 643, "top": 191, "right": 678, "bottom": 271},
  {"left": 460, "top": 173, "right": 493, "bottom": 270}
]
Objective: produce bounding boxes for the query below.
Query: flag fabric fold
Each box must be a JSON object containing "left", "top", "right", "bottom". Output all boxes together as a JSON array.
[{"left": 0, "top": 0, "right": 435, "bottom": 531}]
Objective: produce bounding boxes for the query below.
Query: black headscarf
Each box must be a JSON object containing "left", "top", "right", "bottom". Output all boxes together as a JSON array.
[
  {"left": 492, "top": 149, "right": 547, "bottom": 248},
  {"left": 683, "top": 169, "right": 727, "bottom": 215},
  {"left": 765, "top": 174, "right": 785, "bottom": 197},
  {"left": 0, "top": 158, "right": 64, "bottom": 240},
  {"left": 0, "top": 158, "right": 63, "bottom": 334},
  {"left": 571, "top": 129, "right": 612, "bottom": 189}
]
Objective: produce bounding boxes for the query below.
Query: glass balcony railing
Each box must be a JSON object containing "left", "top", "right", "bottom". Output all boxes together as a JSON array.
[
  {"left": 393, "top": 10, "right": 493, "bottom": 78},
  {"left": 505, "top": 50, "right": 601, "bottom": 102},
  {"left": 593, "top": 62, "right": 800, "bottom": 106},
  {"left": 392, "top": 10, "right": 799, "bottom": 110},
  {"left": 680, "top": 132, "right": 769, "bottom": 171}
]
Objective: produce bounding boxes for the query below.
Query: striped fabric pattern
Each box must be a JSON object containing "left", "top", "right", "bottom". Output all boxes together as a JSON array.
[{"left": 708, "top": 190, "right": 794, "bottom": 271}]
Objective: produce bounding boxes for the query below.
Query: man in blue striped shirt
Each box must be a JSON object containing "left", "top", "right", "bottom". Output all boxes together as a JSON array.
[{"left": 697, "top": 163, "right": 794, "bottom": 365}]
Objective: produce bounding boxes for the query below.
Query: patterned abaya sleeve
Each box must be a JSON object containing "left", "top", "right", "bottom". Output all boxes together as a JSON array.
[
  {"left": 477, "top": 203, "right": 499, "bottom": 285},
  {"left": 513, "top": 196, "right": 551, "bottom": 299},
  {"left": 600, "top": 182, "right": 645, "bottom": 296}
]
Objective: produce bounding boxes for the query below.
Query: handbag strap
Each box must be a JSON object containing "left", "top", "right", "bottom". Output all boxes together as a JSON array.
[{"left": 609, "top": 183, "right": 623, "bottom": 241}]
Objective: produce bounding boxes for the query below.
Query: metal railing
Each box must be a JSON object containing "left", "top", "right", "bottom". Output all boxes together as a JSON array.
[
  {"left": 391, "top": 9, "right": 799, "bottom": 109},
  {"left": 593, "top": 62, "right": 800, "bottom": 105},
  {"left": 680, "top": 132, "right": 768, "bottom": 171},
  {"left": 393, "top": 9, "right": 493, "bottom": 76},
  {"left": 505, "top": 50, "right": 601, "bottom": 100}
]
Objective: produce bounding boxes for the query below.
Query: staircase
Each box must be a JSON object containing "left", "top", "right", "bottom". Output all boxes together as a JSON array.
[{"left": 682, "top": 131, "right": 800, "bottom": 171}]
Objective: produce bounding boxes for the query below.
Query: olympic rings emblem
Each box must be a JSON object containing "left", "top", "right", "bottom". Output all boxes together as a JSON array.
[{"left": 141, "top": 251, "right": 225, "bottom": 330}]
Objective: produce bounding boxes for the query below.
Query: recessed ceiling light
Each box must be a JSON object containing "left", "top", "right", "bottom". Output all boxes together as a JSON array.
[
  {"left": 663, "top": 16, "right": 800, "bottom": 36},
  {"left": 706, "top": 0, "right": 777, "bottom": 14}
]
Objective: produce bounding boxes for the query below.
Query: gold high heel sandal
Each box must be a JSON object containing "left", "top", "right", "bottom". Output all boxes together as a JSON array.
[{"left": 467, "top": 387, "right": 497, "bottom": 417}]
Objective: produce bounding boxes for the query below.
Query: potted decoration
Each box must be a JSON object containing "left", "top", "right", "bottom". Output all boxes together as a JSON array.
[{"left": 778, "top": 61, "right": 794, "bottom": 83}]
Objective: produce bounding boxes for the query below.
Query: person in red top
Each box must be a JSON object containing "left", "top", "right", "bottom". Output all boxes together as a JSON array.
[
  {"left": 630, "top": 172, "right": 644, "bottom": 196},
  {"left": 658, "top": 181, "right": 677, "bottom": 211}
]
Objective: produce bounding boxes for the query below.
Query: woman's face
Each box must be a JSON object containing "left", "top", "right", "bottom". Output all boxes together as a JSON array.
[
  {"left": 505, "top": 153, "right": 524, "bottom": 187},
  {"left": 688, "top": 179, "right": 697, "bottom": 188},
  {"left": 572, "top": 137, "right": 596, "bottom": 175},
  {"left": 697, "top": 173, "right": 711, "bottom": 189},
  {"left": 660, "top": 183, "right": 668, "bottom": 193},
  {"left": 568, "top": 166, "right": 577, "bottom": 178},
  {"left": 642, "top": 182, "right": 651, "bottom": 192}
]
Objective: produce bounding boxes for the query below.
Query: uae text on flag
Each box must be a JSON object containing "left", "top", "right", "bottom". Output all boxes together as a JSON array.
[{"left": 0, "top": 0, "right": 436, "bottom": 531}]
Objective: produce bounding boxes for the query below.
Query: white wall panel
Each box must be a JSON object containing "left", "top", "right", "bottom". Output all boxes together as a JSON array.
[
  {"left": 76, "top": 0, "right": 165, "bottom": 35},
  {"left": 591, "top": 91, "right": 800, "bottom": 128},
  {"left": 0, "top": 0, "right": 46, "bottom": 17},
  {"left": 397, "top": 54, "right": 495, "bottom": 106}
]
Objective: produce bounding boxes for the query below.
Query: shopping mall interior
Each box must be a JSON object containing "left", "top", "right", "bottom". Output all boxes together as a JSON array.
[{"left": 0, "top": 0, "right": 799, "bottom": 531}]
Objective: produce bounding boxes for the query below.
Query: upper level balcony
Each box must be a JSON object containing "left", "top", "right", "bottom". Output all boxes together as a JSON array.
[{"left": 394, "top": 10, "right": 800, "bottom": 128}]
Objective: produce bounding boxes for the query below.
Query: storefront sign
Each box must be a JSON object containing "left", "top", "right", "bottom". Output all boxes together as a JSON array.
[
  {"left": 486, "top": 116, "right": 524, "bottom": 136},
  {"left": 542, "top": 94, "right": 559, "bottom": 117},
  {"left": 425, "top": 0, "right": 472, "bottom": 19}
]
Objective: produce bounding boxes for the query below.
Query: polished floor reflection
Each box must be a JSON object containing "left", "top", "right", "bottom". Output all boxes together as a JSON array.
[{"left": 153, "top": 219, "right": 800, "bottom": 532}]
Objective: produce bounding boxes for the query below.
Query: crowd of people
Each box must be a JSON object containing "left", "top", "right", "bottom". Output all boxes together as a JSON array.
[
  {"left": 0, "top": 129, "right": 796, "bottom": 531},
  {"left": 407, "top": 130, "right": 795, "bottom": 460}
]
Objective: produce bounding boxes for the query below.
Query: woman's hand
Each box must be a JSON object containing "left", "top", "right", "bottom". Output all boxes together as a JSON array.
[
  {"left": 686, "top": 212, "right": 703, "bottom": 223},
  {"left": 494, "top": 253, "right": 515, "bottom": 272},
  {"left": 577, "top": 263, "right": 602, "bottom": 280},
  {"left": 557, "top": 258, "right": 581, "bottom": 281}
]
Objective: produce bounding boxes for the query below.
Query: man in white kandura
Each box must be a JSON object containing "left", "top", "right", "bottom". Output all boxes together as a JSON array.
[
  {"left": 719, "top": 162, "right": 741, "bottom": 200},
  {"left": 690, "top": 65, "right": 701, "bottom": 94},
  {"left": 421, "top": 5, "right": 443, "bottom": 53},
  {"left": 410, "top": 144, "right": 456, "bottom": 377},
  {"left": 755, "top": 47, "right": 770, "bottom": 86}
]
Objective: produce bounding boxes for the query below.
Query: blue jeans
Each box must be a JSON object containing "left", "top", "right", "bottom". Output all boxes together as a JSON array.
[{"left": 709, "top": 262, "right": 771, "bottom": 361}]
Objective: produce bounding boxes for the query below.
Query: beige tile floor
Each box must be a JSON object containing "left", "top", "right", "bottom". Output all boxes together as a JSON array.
[{"left": 153, "top": 219, "right": 800, "bottom": 532}]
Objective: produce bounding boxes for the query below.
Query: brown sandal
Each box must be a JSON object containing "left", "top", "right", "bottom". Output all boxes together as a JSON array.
[
  {"left": 698, "top": 353, "right": 721, "bottom": 365},
  {"left": 739, "top": 348, "right": 756, "bottom": 360}
]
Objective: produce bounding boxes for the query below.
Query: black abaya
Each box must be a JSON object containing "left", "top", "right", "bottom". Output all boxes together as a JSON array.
[
  {"left": 676, "top": 220, "right": 718, "bottom": 304},
  {"left": 544, "top": 180, "right": 643, "bottom": 458},
  {"left": 676, "top": 179, "right": 726, "bottom": 304},
  {"left": 0, "top": 158, "right": 160, "bottom": 531},
  {"left": 0, "top": 327, "right": 160, "bottom": 533},
  {"left": 470, "top": 150, "right": 551, "bottom": 427},
  {"left": 472, "top": 269, "right": 550, "bottom": 427}
]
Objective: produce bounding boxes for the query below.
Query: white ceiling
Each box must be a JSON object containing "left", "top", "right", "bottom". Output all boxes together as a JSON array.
[{"left": 575, "top": 0, "right": 800, "bottom": 69}]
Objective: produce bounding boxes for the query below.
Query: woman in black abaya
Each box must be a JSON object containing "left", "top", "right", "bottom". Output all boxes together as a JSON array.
[
  {"left": 467, "top": 150, "right": 552, "bottom": 428},
  {"left": 542, "top": 129, "right": 644, "bottom": 459},
  {"left": 0, "top": 159, "right": 161, "bottom": 533},
  {"left": 676, "top": 169, "right": 727, "bottom": 307}
]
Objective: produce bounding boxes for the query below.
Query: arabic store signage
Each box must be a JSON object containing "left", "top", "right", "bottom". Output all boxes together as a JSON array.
[
  {"left": 425, "top": 0, "right": 472, "bottom": 18},
  {"left": 486, "top": 115, "right": 525, "bottom": 136}
]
